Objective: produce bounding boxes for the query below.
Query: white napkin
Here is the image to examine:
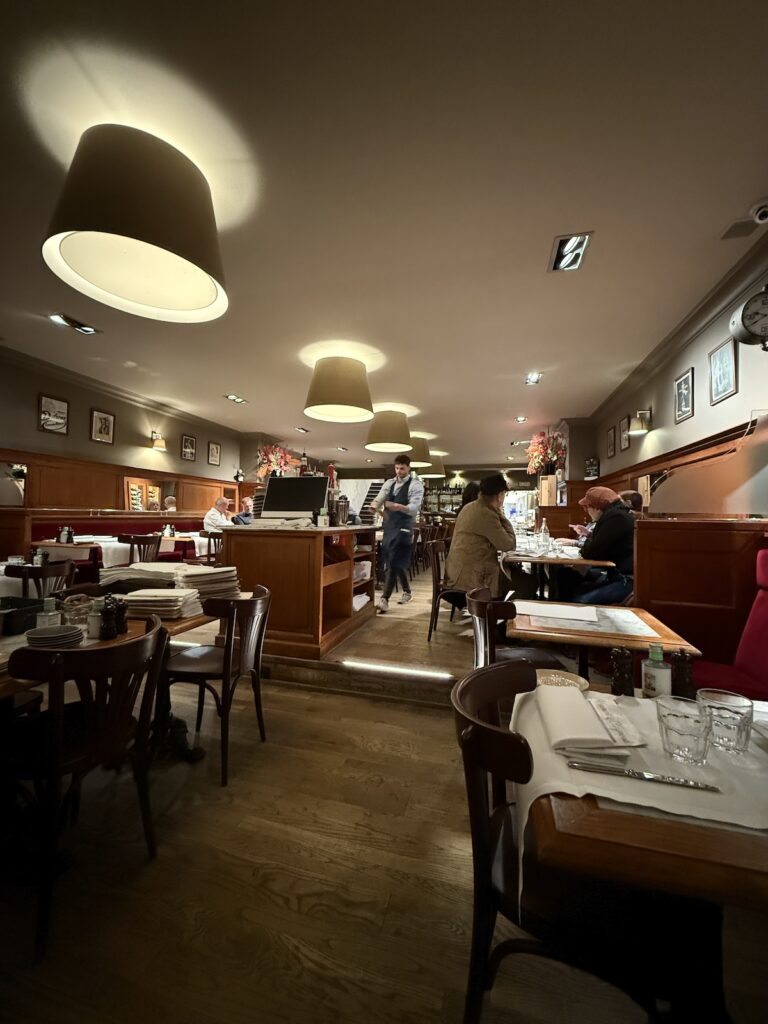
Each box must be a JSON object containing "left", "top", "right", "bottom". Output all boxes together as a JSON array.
[{"left": 536, "top": 686, "right": 613, "bottom": 750}]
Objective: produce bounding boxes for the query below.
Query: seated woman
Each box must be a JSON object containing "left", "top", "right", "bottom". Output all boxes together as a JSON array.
[
  {"left": 557, "top": 486, "right": 635, "bottom": 604},
  {"left": 445, "top": 473, "right": 516, "bottom": 603}
]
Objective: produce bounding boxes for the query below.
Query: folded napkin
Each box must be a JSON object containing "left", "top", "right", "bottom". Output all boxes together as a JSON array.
[{"left": 537, "top": 686, "right": 614, "bottom": 750}]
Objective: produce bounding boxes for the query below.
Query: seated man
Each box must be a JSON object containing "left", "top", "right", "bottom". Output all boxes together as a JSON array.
[
  {"left": 203, "top": 497, "right": 232, "bottom": 532},
  {"left": 445, "top": 473, "right": 516, "bottom": 602},
  {"left": 163, "top": 495, "right": 177, "bottom": 512},
  {"left": 557, "top": 486, "right": 635, "bottom": 604},
  {"left": 231, "top": 497, "right": 254, "bottom": 525}
]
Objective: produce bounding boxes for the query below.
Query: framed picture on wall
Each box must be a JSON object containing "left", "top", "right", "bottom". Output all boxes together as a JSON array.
[
  {"left": 181, "top": 434, "right": 197, "bottom": 461},
  {"left": 674, "top": 368, "right": 694, "bottom": 423},
  {"left": 619, "top": 415, "right": 630, "bottom": 451},
  {"left": 208, "top": 441, "right": 221, "bottom": 466},
  {"left": 607, "top": 426, "right": 616, "bottom": 458},
  {"left": 90, "top": 408, "right": 115, "bottom": 444},
  {"left": 38, "top": 394, "right": 69, "bottom": 435},
  {"left": 708, "top": 338, "right": 738, "bottom": 405}
]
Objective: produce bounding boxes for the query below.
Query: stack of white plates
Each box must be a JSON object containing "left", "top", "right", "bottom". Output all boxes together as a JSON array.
[
  {"left": 25, "top": 625, "right": 84, "bottom": 648},
  {"left": 122, "top": 588, "right": 203, "bottom": 619}
]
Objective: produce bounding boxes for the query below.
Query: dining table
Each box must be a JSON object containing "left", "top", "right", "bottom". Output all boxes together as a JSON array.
[
  {"left": 501, "top": 547, "right": 615, "bottom": 599},
  {"left": 35, "top": 534, "right": 209, "bottom": 568},
  {"left": 505, "top": 599, "right": 700, "bottom": 680}
]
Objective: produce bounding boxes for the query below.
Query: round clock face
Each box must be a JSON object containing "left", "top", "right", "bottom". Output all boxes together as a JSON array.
[{"left": 740, "top": 292, "right": 768, "bottom": 337}]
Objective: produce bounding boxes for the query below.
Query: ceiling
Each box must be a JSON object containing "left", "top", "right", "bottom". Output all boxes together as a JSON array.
[{"left": 2, "top": 1, "right": 768, "bottom": 466}]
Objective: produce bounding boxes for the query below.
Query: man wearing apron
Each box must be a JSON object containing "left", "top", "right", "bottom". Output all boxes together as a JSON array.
[{"left": 369, "top": 455, "right": 424, "bottom": 613}]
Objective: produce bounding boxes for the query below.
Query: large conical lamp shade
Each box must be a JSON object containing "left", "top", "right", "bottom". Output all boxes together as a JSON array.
[
  {"left": 408, "top": 437, "right": 433, "bottom": 467},
  {"left": 421, "top": 455, "right": 446, "bottom": 478},
  {"left": 304, "top": 356, "right": 373, "bottom": 422},
  {"left": 365, "top": 411, "right": 413, "bottom": 453},
  {"left": 42, "top": 124, "right": 228, "bottom": 322}
]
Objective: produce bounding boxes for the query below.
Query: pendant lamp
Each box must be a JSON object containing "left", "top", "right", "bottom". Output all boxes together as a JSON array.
[
  {"left": 420, "top": 455, "right": 446, "bottom": 478},
  {"left": 408, "top": 437, "right": 433, "bottom": 467},
  {"left": 304, "top": 356, "right": 374, "bottom": 422},
  {"left": 42, "top": 124, "right": 228, "bottom": 322},
  {"left": 365, "top": 410, "right": 412, "bottom": 453}
]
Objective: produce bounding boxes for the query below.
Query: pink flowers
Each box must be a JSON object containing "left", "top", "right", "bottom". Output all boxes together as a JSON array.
[
  {"left": 256, "top": 444, "right": 301, "bottom": 478},
  {"left": 525, "top": 431, "right": 567, "bottom": 475}
]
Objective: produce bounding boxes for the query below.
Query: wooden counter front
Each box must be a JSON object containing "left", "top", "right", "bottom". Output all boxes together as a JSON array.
[{"left": 221, "top": 526, "right": 376, "bottom": 659}]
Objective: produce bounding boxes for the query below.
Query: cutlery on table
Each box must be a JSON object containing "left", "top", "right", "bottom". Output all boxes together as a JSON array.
[{"left": 566, "top": 760, "right": 720, "bottom": 792}]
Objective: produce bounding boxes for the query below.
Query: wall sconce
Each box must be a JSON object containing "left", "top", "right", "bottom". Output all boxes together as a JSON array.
[
  {"left": 151, "top": 431, "right": 167, "bottom": 451},
  {"left": 628, "top": 410, "right": 652, "bottom": 436}
]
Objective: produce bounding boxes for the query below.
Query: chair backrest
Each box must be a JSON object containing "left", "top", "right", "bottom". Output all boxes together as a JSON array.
[
  {"left": 51, "top": 582, "right": 107, "bottom": 600},
  {"left": 4, "top": 560, "right": 76, "bottom": 599},
  {"left": 200, "top": 531, "right": 224, "bottom": 561},
  {"left": 425, "top": 539, "right": 447, "bottom": 593},
  {"left": 734, "top": 549, "right": 768, "bottom": 693},
  {"left": 451, "top": 662, "right": 536, "bottom": 881},
  {"left": 7, "top": 616, "right": 168, "bottom": 775},
  {"left": 466, "top": 587, "right": 518, "bottom": 668},
  {"left": 117, "top": 534, "right": 162, "bottom": 563},
  {"left": 202, "top": 588, "right": 272, "bottom": 682}
]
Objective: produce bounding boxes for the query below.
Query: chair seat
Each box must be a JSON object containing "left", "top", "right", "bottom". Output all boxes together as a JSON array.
[
  {"left": 166, "top": 644, "right": 225, "bottom": 678},
  {"left": 495, "top": 647, "right": 565, "bottom": 671},
  {"left": 693, "top": 660, "right": 766, "bottom": 701}
]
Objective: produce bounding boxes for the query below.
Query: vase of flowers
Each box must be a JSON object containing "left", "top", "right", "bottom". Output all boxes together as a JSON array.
[
  {"left": 256, "top": 444, "right": 301, "bottom": 478},
  {"left": 525, "top": 431, "right": 567, "bottom": 476}
]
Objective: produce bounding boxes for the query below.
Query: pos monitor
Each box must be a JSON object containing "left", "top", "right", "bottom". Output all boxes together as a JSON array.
[{"left": 261, "top": 476, "right": 329, "bottom": 519}]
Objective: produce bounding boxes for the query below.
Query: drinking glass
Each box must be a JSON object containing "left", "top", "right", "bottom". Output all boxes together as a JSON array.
[
  {"left": 696, "top": 689, "right": 753, "bottom": 753},
  {"left": 8, "top": 555, "right": 25, "bottom": 565},
  {"left": 656, "top": 696, "right": 712, "bottom": 765}
]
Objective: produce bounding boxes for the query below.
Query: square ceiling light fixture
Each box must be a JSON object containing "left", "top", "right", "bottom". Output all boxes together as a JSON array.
[
  {"left": 48, "top": 312, "right": 100, "bottom": 335},
  {"left": 42, "top": 125, "right": 228, "bottom": 322},
  {"left": 524, "top": 372, "right": 543, "bottom": 385},
  {"left": 549, "top": 232, "right": 592, "bottom": 272}
]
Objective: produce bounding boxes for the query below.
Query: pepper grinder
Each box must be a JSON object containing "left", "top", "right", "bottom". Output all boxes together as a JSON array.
[
  {"left": 99, "top": 595, "right": 119, "bottom": 641},
  {"left": 114, "top": 599, "right": 128, "bottom": 635},
  {"left": 610, "top": 647, "right": 634, "bottom": 697},
  {"left": 670, "top": 648, "right": 695, "bottom": 699}
]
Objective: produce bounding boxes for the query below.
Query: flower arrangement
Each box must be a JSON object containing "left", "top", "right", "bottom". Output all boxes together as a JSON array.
[
  {"left": 256, "top": 444, "right": 301, "bottom": 478},
  {"left": 525, "top": 431, "right": 567, "bottom": 475}
]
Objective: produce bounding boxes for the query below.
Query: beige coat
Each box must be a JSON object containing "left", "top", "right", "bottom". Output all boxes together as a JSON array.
[{"left": 444, "top": 499, "right": 516, "bottom": 597}]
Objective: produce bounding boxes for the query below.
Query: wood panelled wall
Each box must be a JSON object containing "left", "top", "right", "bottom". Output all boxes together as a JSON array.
[{"left": 0, "top": 448, "right": 237, "bottom": 512}]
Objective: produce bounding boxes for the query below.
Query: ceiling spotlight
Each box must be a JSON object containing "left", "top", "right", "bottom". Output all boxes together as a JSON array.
[
  {"left": 524, "top": 372, "right": 543, "bottom": 386},
  {"left": 336, "top": 446, "right": 348, "bottom": 452},
  {"left": 224, "top": 393, "right": 248, "bottom": 403},
  {"left": 42, "top": 125, "right": 227, "bottom": 322},
  {"left": 515, "top": 416, "right": 528, "bottom": 423},
  {"left": 47, "top": 312, "right": 100, "bottom": 335},
  {"left": 295, "top": 426, "right": 310, "bottom": 433},
  {"left": 365, "top": 459, "right": 373, "bottom": 463},
  {"left": 549, "top": 232, "right": 592, "bottom": 272}
]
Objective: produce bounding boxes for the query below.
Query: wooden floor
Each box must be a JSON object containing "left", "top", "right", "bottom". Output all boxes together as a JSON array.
[{"left": 1, "top": 679, "right": 766, "bottom": 1024}]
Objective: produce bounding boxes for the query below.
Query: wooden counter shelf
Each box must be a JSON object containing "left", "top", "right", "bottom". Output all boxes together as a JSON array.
[{"left": 221, "top": 525, "right": 376, "bottom": 659}]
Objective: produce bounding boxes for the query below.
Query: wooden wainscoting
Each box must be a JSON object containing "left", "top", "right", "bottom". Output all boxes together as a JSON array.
[{"left": 635, "top": 518, "right": 768, "bottom": 664}]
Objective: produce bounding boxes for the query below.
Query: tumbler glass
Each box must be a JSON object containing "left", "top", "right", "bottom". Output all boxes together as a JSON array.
[
  {"left": 656, "top": 696, "right": 712, "bottom": 766},
  {"left": 696, "top": 689, "right": 753, "bottom": 753}
]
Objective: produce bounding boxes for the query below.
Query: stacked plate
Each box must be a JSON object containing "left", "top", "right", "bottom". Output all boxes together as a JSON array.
[
  {"left": 25, "top": 624, "right": 84, "bottom": 648},
  {"left": 122, "top": 588, "right": 203, "bottom": 620},
  {"left": 176, "top": 566, "right": 241, "bottom": 601}
]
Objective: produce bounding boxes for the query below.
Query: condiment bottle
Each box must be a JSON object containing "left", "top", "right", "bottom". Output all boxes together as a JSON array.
[
  {"left": 100, "top": 596, "right": 118, "bottom": 641},
  {"left": 641, "top": 643, "right": 672, "bottom": 698},
  {"left": 670, "top": 648, "right": 695, "bottom": 699},
  {"left": 88, "top": 598, "right": 105, "bottom": 639},
  {"left": 36, "top": 597, "right": 61, "bottom": 628},
  {"left": 114, "top": 599, "right": 128, "bottom": 635}
]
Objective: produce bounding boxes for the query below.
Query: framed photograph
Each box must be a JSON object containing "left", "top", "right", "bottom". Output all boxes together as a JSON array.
[
  {"left": 607, "top": 426, "right": 616, "bottom": 458},
  {"left": 90, "top": 408, "right": 115, "bottom": 445},
  {"left": 208, "top": 441, "right": 221, "bottom": 466},
  {"left": 674, "top": 367, "right": 694, "bottom": 423},
  {"left": 619, "top": 415, "right": 630, "bottom": 451},
  {"left": 38, "top": 394, "right": 69, "bottom": 435},
  {"left": 708, "top": 338, "right": 738, "bottom": 406},
  {"left": 181, "top": 434, "right": 197, "bottom": 461}
]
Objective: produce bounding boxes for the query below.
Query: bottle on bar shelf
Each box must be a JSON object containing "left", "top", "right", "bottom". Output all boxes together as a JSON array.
[{"left": 299, "top": 450, "right": 309, "bottom": 476}]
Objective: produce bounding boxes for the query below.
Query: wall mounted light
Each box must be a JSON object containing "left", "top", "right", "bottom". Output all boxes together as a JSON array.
[
  {"left": 304, "top": 356, "right": 374, "bottom": 422},
  {"left": 150, "top": 431, "right": 167, "bottom": 451},
  {"left": 364, "top": 410, "right": 412, "bottom": 453},
  {"left": 42, "top": 124, "right": 228, "bottom": 322},
  {"left": 628, "top": 409, "right": 652, "bottom": 436},
  {"left": 234, "top": 468, "right": 245, "bottom": 482}
]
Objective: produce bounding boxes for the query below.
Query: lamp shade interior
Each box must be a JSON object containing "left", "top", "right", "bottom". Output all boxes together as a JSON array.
[
  {"left": 408, "top": 436, "right": 433, "bottom": 467},
  {"left": 365, "top": 410, "right": 413, "bottom": 453},
  {"left": 304, "top": 356, "right": 374, "bottom": 422},
  {"left": 420, "top": 455, "right": 446, "bottom": 477},
  {"left": 628, "top": 412, "right": 650, "bottom": 435},
  {"left": 42, "top": 124, "right": 227, "bottom": 322}
]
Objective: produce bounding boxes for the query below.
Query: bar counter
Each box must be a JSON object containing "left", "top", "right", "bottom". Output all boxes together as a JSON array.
[{"left": 221, "top": 524, "right": 377, "bottom": 659}]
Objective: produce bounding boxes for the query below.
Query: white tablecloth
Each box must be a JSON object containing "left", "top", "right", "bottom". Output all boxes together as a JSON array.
[
  {"left": 55, "top": 535, "right": 210, "bottom": 567},
  {"left": 0, "top": 567, "right": 25, "bottom": 599}
]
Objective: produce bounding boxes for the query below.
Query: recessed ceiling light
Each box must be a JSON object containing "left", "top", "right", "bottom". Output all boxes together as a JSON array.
[
  {"left": 365, "top": 459, "right": 373, "bottom": 463},
  {"left": 511, "top": 440, "right": 527, "bottom": 446},
  {"left": 223, "top": 393, "right": 248, "bottom": 404},
  {"left": 549, "top": 232, "right": 592, "bottom": 272},
  {"left": 524, "top": 372, "right": 543, "bottom": 385},
  {"left": 506, "top": 456, "right": 515, "bottom": 461},
  {"left": 515, "top": 416, "right": 527, "bottom": 423},
  {"left": 47, "top": 312, "right": 100, "bottom": 335},
  {"left": 336, "top": 446, "right": 348, "bottom": 452},
  {"left": 295, "top": 426, "right": 310, "bottom": 433}
]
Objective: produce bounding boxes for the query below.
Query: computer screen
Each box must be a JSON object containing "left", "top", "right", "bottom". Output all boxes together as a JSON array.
[{"left": 261, "top": 476, "right": 329, "bottom": 518}]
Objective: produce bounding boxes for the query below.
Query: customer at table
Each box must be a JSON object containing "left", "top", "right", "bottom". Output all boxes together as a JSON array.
[
  {"left": 163, "top": 495, "right": 177, "bottom": 511},
  {"left": 203, "top": 497, "right": 232, "bottom": 532},
  {"left": 231, "top": 497, "right": 254, "bottom": 525},
  {"left": 444, "top": 473, "right": 515, "bottom": 599},
  {"left": 557, "top": 486, "right": 635, "bottom": 603}
]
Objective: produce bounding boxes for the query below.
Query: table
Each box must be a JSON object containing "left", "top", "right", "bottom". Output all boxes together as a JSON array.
[
  {"left": 505, "top": 602, "right": 700, "bottom": 679},
  {"left": 501, "top": 550, "right": 615, "bottom": 600},
  {"left": 36, "top": 535, "right": 208, "bottom": 568}
]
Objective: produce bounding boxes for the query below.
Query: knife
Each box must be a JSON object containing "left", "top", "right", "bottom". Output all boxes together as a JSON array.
[{"left": 566, "top": 760, "right": 720, "bottom": 793}]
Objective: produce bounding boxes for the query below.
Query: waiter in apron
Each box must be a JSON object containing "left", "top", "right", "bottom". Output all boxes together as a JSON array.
[{"left": 369, "top": 454, "right": 425, "bottom": 614}]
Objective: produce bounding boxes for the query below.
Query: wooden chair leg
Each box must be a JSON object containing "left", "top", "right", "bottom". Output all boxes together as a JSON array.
[
  {"left": 133, "top": 759, "right": 157, "bottom": 860},
  {"left": 69, "top": 779, "right": 81, "bottom": 825},
  {"left": 450, "top": 604, "right": 457, "bottom": 622},
  {"left": 251, "top": 671, "right": 266, "bottom": 742},
  {"left": 463, "top": 898, "right": 498, "bottom": 1024},
  {"left": 194, "top": 685, "right": 206, "bottom": 733},
  {"left": 220, "top": 696, "right": 230, "bottom": 786},
  {"left": 428, "top": 598, "right": 439, "bottom": 641}
]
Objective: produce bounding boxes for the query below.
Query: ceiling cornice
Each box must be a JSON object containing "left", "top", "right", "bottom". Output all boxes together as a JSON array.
[
  {"left": 590, "top": 233, "right": 768, "bottom": 420},
  {"left": 0, "top": 343, "right": 241, "bottom": 437}
]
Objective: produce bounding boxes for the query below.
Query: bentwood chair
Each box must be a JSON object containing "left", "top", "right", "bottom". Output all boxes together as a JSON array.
[
  {"left": 425, "top": 540, "right": 467, "bottom": 641},
  {"left": 162, "top": 589, "right": 271, "bottom": 785},
  {"left": 466, "top": 588, "right": 565, "bottom": 671},
  {"left": 117, "top": 533, "right": 162, "bottom": 563},
  {"left": 5, "top": 617, "right": 168, "bottom": 958},
  {"left": 4, "top": 560, "right": 75, "bottom": 599},
  {"left": 185, "top": 530, "right": 223, "bottom": 566}
]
